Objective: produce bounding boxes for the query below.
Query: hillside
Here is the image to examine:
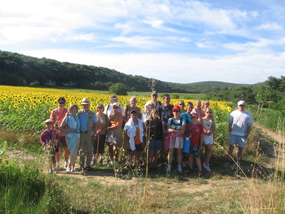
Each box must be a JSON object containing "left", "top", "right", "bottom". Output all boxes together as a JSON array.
[{"left": 0, "top": 51, "right": 249, "bottom": 93}]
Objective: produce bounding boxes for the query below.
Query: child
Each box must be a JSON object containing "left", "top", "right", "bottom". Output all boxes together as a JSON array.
[
  {"left": 40, "top": 119, "right": 60, "bottom": 174},
  {"left": 184, "top": 113, "right": 203, "bottom": 176},
  {"left": 202, "top": 107, "right": 216, "bottom": 172},
  {"left": 125, "top": 110, "right": 144, "bottom": 166},
  {"left": 145, "top": 109, "right": 163, "bottom": 170}
]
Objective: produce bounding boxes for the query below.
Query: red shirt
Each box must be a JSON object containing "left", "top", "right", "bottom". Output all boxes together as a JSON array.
[
  {"left": 50, "top": 108, "right": 67, "bottom": 136},
  {"left": 189, "top": 123, "right": 203, "bottom": 146}
]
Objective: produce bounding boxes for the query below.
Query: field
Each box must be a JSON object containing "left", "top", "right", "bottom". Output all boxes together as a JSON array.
[{"left": 1, "top": 85, "right": 285, "bottom": 213}]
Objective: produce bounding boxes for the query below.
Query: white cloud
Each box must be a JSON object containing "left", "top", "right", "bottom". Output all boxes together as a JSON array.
[
  {"left": 257, "top": 23, "right": 282, "bottom": 30},
  {"left": 111, "top": 36, "right": 161, "bottom": 48},
  {"left": 196, "top": 42, "right": 211, "bottom": 48},
  {"left": 20, "top": 49, "right": 285, "bottom": 84}
]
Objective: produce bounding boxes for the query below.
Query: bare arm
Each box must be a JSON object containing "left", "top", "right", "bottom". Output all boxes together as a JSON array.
[
  {"left": 199, "top": 133, "right": 204, "bottom": 150},
  {"left": 59, "top": 116, "right": 75, "bottom": 133},
  {"left": 228, "top": 122, "right": 232, "bottom": 133},
  {"left": 245, "top": 126, "right": 252, "bottom": 139}
]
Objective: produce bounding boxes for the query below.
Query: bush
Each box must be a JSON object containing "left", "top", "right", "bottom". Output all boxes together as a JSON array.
[
  {"left": 109, "top": 83, "right": 128, "bottom": 95},
  {"left": 29, "top": 82, "right": 36, "bottom": 87},
  {"left": 171, "top": 93, "right": 180, "bottom": 99}
]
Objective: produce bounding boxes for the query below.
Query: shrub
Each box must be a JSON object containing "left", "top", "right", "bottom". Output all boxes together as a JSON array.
[
  {"left": 171, "top": 93, "right": 179, "bottom": 99},
  {"left": 109, "top": 83, "right": 128, "bottom": 95}
]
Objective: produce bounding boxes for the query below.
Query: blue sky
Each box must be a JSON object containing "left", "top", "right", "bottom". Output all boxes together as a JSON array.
[{"left": 1, "top": 0, "right": 284, "bottom": 84}]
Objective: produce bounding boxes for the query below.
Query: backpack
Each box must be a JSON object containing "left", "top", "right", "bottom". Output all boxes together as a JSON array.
[{"left": 169, "top": 117, "right": 182, "bottom": 130}]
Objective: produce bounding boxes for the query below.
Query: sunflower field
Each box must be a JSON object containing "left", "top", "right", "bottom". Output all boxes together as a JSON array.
[{"left": 0, "top": 86, "right": 232, "bottom": 136}]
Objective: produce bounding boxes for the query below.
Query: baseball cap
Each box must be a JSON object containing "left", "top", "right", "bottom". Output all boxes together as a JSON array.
[
  {"left": 151, "top": 91, "right": 158, "bottom": 96},
  {"left": 191, "top": 113, "right": 198, "bottom": 118},
  {"left": 44, "top": 119, "right": 53, "bottom": 124},
  {"left": 238, "top": 100, "right": 245, "bottom": 106},
  {"left": 173, "top": 105, "right": 181, "bottom": 111},
  {"left": 110, "top": 95, "right": 118, "bottom": 100}
]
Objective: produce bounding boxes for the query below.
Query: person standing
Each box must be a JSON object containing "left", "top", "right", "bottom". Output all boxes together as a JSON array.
[
  {"left": 78, "top": 98, "right": 97, "bottom": 171},
  {"left": 151, "top": 91, "right": 162, "bottom": 117},
  {"left": 160, "top": 94, "right": 174, "bottom": 159},
  {"left": 225, "top": 100, "right": 253, "bottom": 167},
  {"left": 104, "top": 95, "right": 124, "bottom": 118},
  {"left": 178, "top": 100, "right": 186, "bottom": 113},
  {"left": 50, "top": 97, "right": 69, "bottom": 170}
]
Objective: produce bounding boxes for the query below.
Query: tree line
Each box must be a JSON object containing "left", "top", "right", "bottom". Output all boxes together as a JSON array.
[{"left": 0, "top": 51, "right": 245, "bottom": 93}]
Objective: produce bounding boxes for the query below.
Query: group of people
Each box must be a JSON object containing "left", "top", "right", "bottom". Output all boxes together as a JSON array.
[{"left": 40, "top": 91, "right": 253, "bottom": 176}]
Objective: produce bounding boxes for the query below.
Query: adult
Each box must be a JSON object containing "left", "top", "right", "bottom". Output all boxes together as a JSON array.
[
  {"left": 104, "top": 95, "right": 124, "bottom": 118},
  {"left": 91, "top": 103, "right": 109, "bottom": 165},
  {"left": 160, "top": 94, "right": 174, "bottom": 158},
  {"left": 178, "top": 100, "right": 186, "bottom": 113},
  {"left": 78, "top": 98, "right": 97, "bottom": 171},
  {"left": 50, "top": 96, "right": 69, "bottom": 170},
  {"left": 106, "top": 103, "right": 123, "bottom": 167},
  {"left": 123, "top": 97, "right": 142, "bottom": 156},
  {"left": 201, "top": 100, "right": 210, "bottom": 117},
  {"left": 151, "top": 91, "right": 162, "bottom": 117},
  {"left": 225, "top": 100, "right": 253, "bottom": 167},
  {"left": 166, "top": 105, "right": 186, "bottom": 173},
  {"left": 145, "top": 109, "right": 163, "bottom": 170},
  {"left": 191, "top": 100, "right": 203, "bottom": 124},
  {"left": 60, "top": 104, "right": 81, "bottom": 173},
  {"left": 202, "top": 107, "right": 216, "bottom": 172},
  {"left": 141, "top": 101, "right": 155, "bottom": 123}
]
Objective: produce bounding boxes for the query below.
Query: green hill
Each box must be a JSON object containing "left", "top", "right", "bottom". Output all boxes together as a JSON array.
[{"left": 0, "top": 51, "right": 250, "bottom": 93}]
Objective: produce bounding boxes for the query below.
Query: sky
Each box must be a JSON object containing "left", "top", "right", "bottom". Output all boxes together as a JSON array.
[{"left": 1, "top": 0, "right": 285, "bottom": 84}]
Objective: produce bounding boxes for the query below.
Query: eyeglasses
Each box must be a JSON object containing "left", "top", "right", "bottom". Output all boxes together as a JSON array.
[
  {"left": 173, "top": 110, "right": 180, "bottom": 113},
  {"left": 58, "top": 102, "right": 65, "bottom": 104}
]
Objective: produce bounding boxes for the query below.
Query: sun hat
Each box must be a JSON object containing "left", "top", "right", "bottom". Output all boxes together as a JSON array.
[
  {"left": 238, "top": 100, "right": 245, "bottom": 106},
  {"left": 44, "top": 119, "right": 53, "bottom": 124},
  {"left": 81, "top": 98, "right": 90, "bottom": 105},
  {"left": 172, "top": 105, "right": 181, "bottom": 111},
  {"left": 112, "top": 102, "right": 119, "bottom": 107}
]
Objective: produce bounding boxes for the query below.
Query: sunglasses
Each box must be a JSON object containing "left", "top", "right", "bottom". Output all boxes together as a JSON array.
[
  {"left": 173, "top": 110, "right": 180, "bottom": 113},
  {"left": 179, "top": 103, "right": 184, "bottom": 106},
  {"left": 58, "top": 102, "right": 65, "bottom": 104},
  {"left": 113, "top": 106, "right": 119, "bottom": 109}
]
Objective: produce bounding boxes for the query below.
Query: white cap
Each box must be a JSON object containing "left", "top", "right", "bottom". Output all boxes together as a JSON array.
[
  {"left": 112, "top": 102, "right": 119, "bottom": 107},
  {"left": 81, "top": 98, "right": 91, "bottom": 105},
  {"left": 238, "top": 100, "right": 245, "bottom": 106},
  {"left": 44, "top": 119, "right": 53, "bottom": 124}
]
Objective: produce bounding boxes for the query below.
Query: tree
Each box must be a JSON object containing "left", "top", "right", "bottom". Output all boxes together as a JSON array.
[{"left": 109, "top": 83, "right": 128, "bottom": 95}]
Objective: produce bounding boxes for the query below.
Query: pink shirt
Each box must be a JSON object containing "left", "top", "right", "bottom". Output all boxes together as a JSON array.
[{"left": 50, "top": 108, "right": 67, "bottom": 136}]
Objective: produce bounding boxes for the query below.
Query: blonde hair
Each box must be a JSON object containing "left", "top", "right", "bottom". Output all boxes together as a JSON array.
[
  {"left": 68, "top": 104, "right": 78, "bottom": 113},
  {"left": 96, "top": 103, "right": 104, "bottom": 112},
  {"left": 202, "top": 100, "right": 210, "bottom": 111},
  {"left": 150, "top": 109, "right": 160, "bottom": 119}
]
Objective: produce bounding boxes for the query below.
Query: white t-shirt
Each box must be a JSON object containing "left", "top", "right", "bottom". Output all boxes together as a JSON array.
[
  {"left": 104, "top": 103, "right": 124, "bottom": 118},
  {"left": 228, "top": 110, "right": 253, "bottom": 136}
]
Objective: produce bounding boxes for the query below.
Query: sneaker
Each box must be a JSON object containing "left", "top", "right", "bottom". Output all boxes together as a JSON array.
[
  {"left": 66, "top": 167, "right": 71, "bottom": 173},
  {"left": 56, "top": 162, "right": 60, "bottom": 170},
  {"left": 91, "top": 158, "right": 96, "bottom": 166},
  {"left": 99, "top": 157, "right": 103, "bottom": 164},
  {"left": 178, "top": 167, "right": 183, "bottom": 174},
  {"left": 203, "top": 163, "right": 211, "bottom": 172},
  {"left": 49, "top": 169, "right": 53, "bottom": 174},
  {"left": 64, "top": 162, "right": 68, "bottom": 169},
  {"left": 224, "top": 162, "right": 231, "bottom": 168},
  {"left": 109, "top": 161, "right": 114, "bottom": 167},
  {"left": 71, "top": 168, "right": 78, "bottom": 172},
  {"left": 53, "top": 167, "right": 58, "bottom": 173},
  {"left": 166, "top": 166, "right": 171, "bottom": 173},
  {"left": 86, "top": 166, "right": 91, "bottom": 171},
  {"left": 115, "top": 161, "right": 119, "bottom": 167}
]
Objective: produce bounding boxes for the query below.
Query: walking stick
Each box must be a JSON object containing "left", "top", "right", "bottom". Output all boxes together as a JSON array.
[{"left": 95, "top": 134, "right": 100, "bottom": 164}]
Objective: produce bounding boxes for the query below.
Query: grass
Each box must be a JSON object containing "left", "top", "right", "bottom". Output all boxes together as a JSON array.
[{"left": 1, "top": 119, "right": 285, "bottom": 213}]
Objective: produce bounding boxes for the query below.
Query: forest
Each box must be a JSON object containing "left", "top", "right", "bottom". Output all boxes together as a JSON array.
[{"left": 0, "top": 51, "right": 244, "bottom": 93}]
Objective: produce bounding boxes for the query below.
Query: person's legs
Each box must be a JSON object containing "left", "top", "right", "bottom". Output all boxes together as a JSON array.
[
  {"left": 204, "top": 144, "right": 213, "bottom": 166},
  {"left": 195, "top": 157, "right": 202, "bottom": 172},
  {"left": 56, "top": 147, "right": 61, "bottom": 165},
  {"left": 177, "top": 149, "right": 182, "bottom": 166},
  {"left": 188, "top": 155, "right": 193, "bottom": 169},
  {"left": 238, "top": 147, "right": 244, "bottom": 161},
  {"left": 168, "top": 149, "right": 174, "bottom": 166},
  {"left": 86, "top": 136, "right": 93, "bottom": 167},
  {"left": 114, "top": 145, "right": 119, "bottom": 162},
  {"left": 149, "top": 151, "right": 154, "bottom": 168},
  {"left": 108, "top": 143, "right": 114, "bottom": 161},
  {"left": 79, "top": 134, "right": 87, "bottom": 167},
  {"left": 63, "top": 147, "right": 69, "bottom": 162},
  {"left": 227, "top": 144, "right": 235, "bottom": 161},
  {"left": 153, "top": 150, "right": 159, "bottom": 168}
]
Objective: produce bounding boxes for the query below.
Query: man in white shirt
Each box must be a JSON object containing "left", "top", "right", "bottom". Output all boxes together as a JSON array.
[
  {"left": 104, "top": 95, "right": 124, "bottom": 118},
  {"left": 225, "top": 100, "right": 253, "bottom": 167}
]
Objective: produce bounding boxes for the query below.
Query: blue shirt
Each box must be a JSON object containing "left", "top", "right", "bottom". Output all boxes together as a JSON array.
[{"left": 80, "top": 111, "right": 97, "bottom": 132}]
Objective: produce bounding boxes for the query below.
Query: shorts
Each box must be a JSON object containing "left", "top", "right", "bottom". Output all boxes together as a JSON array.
[
  {"left": 203, "top": 134, "right": 213, "bottom": 145},
  {"left": 149, "top": 139, "right": 162, "bottom": 152},
  {"left": 93, "top": 135, "right": 106, "bottom": 154},
  {"left": 127, "top": 143, "right": 143, "bottom": 152},
  {"left": 229, "top": 134, "right": 246, "bottom": 148},
  {"left": 187, "top": 145, "right": 200, "bottom": 158},
  {"left": 169, "top": 136, "right": 183, "bottom": 149},
  {"left": 59, "top": 136, "right": 67, "bottom": 147}
]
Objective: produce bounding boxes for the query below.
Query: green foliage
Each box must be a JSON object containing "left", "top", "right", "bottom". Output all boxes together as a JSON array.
[
  {"left": 109, "top": 83, "right": 128, "bottom": 95},
  {"left": 171, "top": 93, "right": 180, "bottom": 99},
  {"left": 0, "top": 51, "right": 250, "bottom": 93},
  {"left": 29, "top": 82, "right": 36, "bottom": 87}
]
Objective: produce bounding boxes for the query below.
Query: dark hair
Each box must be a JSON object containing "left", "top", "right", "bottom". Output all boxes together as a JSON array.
[
  {"left": 58, "top": 97, "right": 66, "bottom": 103},
  {"left": 163, "top": 94, "right": 170, "bottom": 99},
  {"left": 187, "top": 102, "right": 193, "bottom": 107}
]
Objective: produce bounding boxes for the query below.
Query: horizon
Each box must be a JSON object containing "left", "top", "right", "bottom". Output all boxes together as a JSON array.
[{"left": 1, "top": 1, "right": 284, "bottom": 84}]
